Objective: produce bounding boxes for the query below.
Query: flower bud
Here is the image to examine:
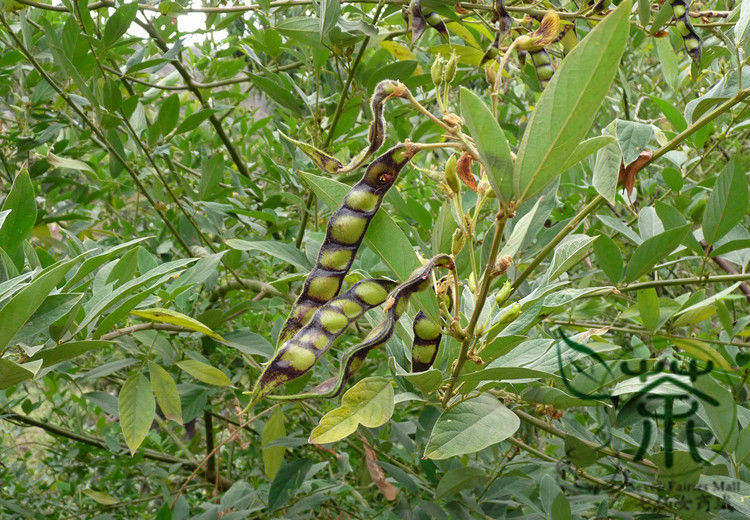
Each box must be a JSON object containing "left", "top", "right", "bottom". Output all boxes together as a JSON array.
[
  {"left": 484, "top": 61, "right": 499, "bottom": 86},
  {"left": 494, "top": 280, "right": 511, "bottom": 306},
  {"left": 431, "top": 56, "right": 445, "bottom": 87},
  {"left": 444, "top": 153, "right": 460, "bottom": 194},
  {"left": 451, "top": 228, "right": 465, "bottom": 255},
  {"left": 445, "top": 51, "right": 458, "bottom": 84},
  {"left": 468, "top": 271, "right": 477, "bottom": 293}
]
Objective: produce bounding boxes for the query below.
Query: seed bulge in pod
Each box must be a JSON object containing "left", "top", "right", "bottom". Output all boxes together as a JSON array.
[
  {"left": 414, "top": 316, "right": 441, "bottom": 340},
  {"left": 308, "top": 275, "right": 341, "bottom": 301},
  {"left": 333, "top": 298, "right": 363, "bottom": 319},
  {"left": 329, "top": 213, "right": 368, "bottom": 245},
  {"left": 319, "top": 309, "right": 348, "bottom": 333},
  {"left": 345, "top": 189, "right": 380, "bottom": 212},
  {"left": 355, "top": 281, "right": 390, "bottom": 305},
  {"left": 318, "top": 247, "right": 353, "bottom": 271},
  {"left": 280, "top": 343, "right": 317, "bottom": 371}
]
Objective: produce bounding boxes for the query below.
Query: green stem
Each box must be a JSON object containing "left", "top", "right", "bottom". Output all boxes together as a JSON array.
[
  {"left": 547, "top": 318, "right": 750, "bottom": 348},
  {"left": 513, "top": 408, "right": 657, "bottom": 469},
  {"left": 442, "top": 211, "right": 509, "bottom": 406},
  {"left": 620, "top": 272, "right": 750, "bottom": 291},
  {"left": 511, "top": 195, "right": 602, "bottom": 291}
]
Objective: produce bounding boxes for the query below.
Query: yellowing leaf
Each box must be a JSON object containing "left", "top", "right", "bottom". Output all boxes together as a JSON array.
[
  {"left": 429, "top": 44, "right": 484, "bottom": 66},
  {"left": 446, "top": 22, "right": 479, "bottom": 48},
  {"left": 83, "top": 489, "right": 119, "bottom": 505},
  {"left": 309, "top": 377, "right": 394, "bottom": 444},
  {"left": 380, "top": 41, "right": 417, "bottom": 62},
  {"left": 130, "top": 307, "right": 225, "bottom": 341},
  {"left": 148, "top": 362, "right": 182, "bottom": 423},
  {"left": 667, "top": 337, "right": 732, "bottom": 371},
  {"left": 176, "top": 359, "right": 232, "bottom": 386}
]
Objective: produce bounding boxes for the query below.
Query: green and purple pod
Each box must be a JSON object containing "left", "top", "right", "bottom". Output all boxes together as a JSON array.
[
  {"left": 277, "top": 144, "right": 416, "bottom": 347},
  {"left": 254, "top": 278, "right": 397, "bottom": 400},
  {"left": 671, "top": 0, "right": 701, "bottom": 64}
]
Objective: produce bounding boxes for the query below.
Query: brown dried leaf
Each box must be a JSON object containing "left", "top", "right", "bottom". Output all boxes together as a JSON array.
[
  {"left": 362, "top": 437, "right": 399, "bottom": 501},
  {"left": 456, "top": 152, "right": 478, "bottom": 191},
  {"left": 618, "top": 150, "right": 652, "bottom": 199}
]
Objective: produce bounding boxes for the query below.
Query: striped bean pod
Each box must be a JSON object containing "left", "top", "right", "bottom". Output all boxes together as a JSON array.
[
  {"left": 277, "top": 255, "right": 455, "bottom": 400},
  {"left": 253, "top": 278, "right": 397, "bottom": 401},
  {"left": 277, "top": 144, "right": 417, "bottom": 347},
  {"left": 671, "top": 0, "right": 701, "bottom": 64},
  {"left": 411, "top": 310, "right": 442, "bottom": 372},
  {"left": 530, "top": 48, "right": 554, "bottom": 89}
]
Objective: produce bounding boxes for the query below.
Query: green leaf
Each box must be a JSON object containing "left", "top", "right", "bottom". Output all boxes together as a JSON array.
[
  {"left": 267, "top": 458, "right": 313, "bottom": 513},
  {"left": 118, "top": 374, "right": 155, "bottom": 455},
  {"left": 560, "top": 135, "right": 616, "bottom": 172},
  {"left": 429, "top": 44, "right": 484, "bottom": 66},
  {"left": 593, "top": 234, "right": 623, "bottom": 282},
  {"left": 548, "top": 235, "right": 597, "bottom": 280},
  {"left": 301, "top": 172, "right": 439, "bottom": 321},
  {"left": 522, "top": 386, "right": 607, "bottom": 408},
  {"left": 47, "top": 151, "right": 97, "bottom": 179},
  {"left": 424, "top": 393, "right": 519, "bottom": 459},
  {"left": 102, "top": 3, "right": 138, "bottom": 48},
  {"left": 459, "top": 88, "right": 513, "bottom": 203},
  {"left": 28, "top": 340, "right": 113, "bottom": 369},
  {"left": 624, "top": 225, "right": 689, "bottom": 282},
  {"left": 250, "top": 74, "right": 305, "bottom": 114},
  {"left": 654, "top": 36, "right": 679, "bottom": 91},
  {"left": 148, "top": 362, "right": 182, "bottom": 423},
  {"left": 0, "top": 255, "right": 82, "bottom": 351},
  {"left": 176, "top": 360, "right": 232, "bottom": 387},
  {"left": 694, "top": 375, "right": 737, "bottom": 450},
  {"left": 130, "top": 307, "right": 225, "bottom": 341},
  {"left": 262, "top": 407, "right": 286, "bottom": 480},
  {"left": 592, "top": 140, "right": 621, "bottom": 204},
  {"left": 499, "top": 197, "right": 543, "bottom": 259},
  {"left": 156, "top": 93, "right": 180, "bottom": 136},
  {"left": 309, "top": 377, "right": 394, "bottom": 444},
  {"left": 513, "top": 0, "right": 631, "bottom": 201},
  {"left": 225, "top": 239, "right": 312, "bottom": 271},
  {"left": 667, "top": 337, "right": 731, "bottom": 370},
  {"left": 393, "top": 363, "right": 442, "bottom": 394},
  {"left": 435, "top": 467, "right": 486, "bottom": 498},
  {"left": 174, "top": 109, "right": 217, "bottom": 134},
  {"left": 0, "top": 170, "right": 36, "bottom": 271},
  {"left": 637, "top": 288, "right": 660, "bottom": 331},
  {"left": 702, "top": 161, "right": 749, "bottom": 247},
  {"left": 319, "top": 0, "right": 340, "bottom": 43},
  {"left": 0, "top": 359, "right": 35, "bottom": 389},
  {"left": 736, "top": 0, "right": 750, "bottom": 56},
  {"left": 82, "top": 489, "right": 119, "bottom": 505}
]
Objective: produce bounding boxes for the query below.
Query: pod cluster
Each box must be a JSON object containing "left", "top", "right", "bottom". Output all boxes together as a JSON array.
[
  {"left": 253, "top": 278, "right": 397, "bottom": 400},
  {"left": 671, "top": 0, "right": 701, "bottom": 64},
  {"left": 277, "top": 144, "right": 416, "bottom": 347},
  {"left": 278, "top": 255, "right": 455, "bottom": 400}
]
